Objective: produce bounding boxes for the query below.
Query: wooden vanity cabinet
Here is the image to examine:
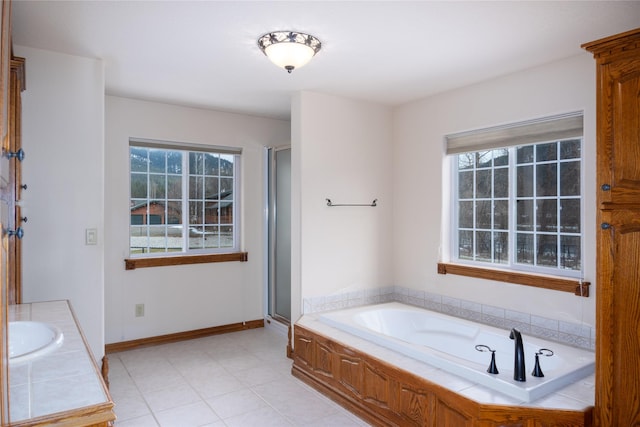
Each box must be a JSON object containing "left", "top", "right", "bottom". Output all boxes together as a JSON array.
[{"left": 582, "top": 27, "right": 640, "bottom": 426}]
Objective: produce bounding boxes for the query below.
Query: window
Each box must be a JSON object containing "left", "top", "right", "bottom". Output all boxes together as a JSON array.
[
  {"left": 447, "top": 113, "right": 583, "bottom": 278},
  {"left": 129, "top": 140, "right": 241, "bottom": 257}
]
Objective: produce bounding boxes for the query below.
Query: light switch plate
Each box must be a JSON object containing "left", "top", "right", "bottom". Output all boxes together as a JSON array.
[{"left": 85, "top": 228, "right": 97, "bottom": 245}]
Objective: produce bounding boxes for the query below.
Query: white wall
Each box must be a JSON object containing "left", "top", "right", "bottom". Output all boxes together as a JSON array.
[
  {"left": 104, "top": 96, "right": 289, "bottom": 344},
  {"left": 15, "top": 46, "right": 106, "bottom": 358},
  {"left": 393, "top": 54, "right": 597, "bottom": 327},
  {"left": 291, "top": 91, "right": 393, "bottom": 322}
]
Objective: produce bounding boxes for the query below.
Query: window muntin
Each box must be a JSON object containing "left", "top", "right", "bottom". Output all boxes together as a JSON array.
[
  {"left": 130, "top": 145, "right": 239, "bottom": 257},
  {"left": 454, "top": 138, "right": 582, "bottom": 276}
]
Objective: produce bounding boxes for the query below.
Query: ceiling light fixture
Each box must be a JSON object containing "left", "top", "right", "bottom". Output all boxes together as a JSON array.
[{"left": 257, "top": 31, "right": 321, "bottom": 73}]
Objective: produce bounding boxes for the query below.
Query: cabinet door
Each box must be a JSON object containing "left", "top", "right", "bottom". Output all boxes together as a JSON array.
[
  {"left": 597, "top": 209, "right": 640, "bottom": 426},
  {"left": 598, "top": 55, "right": 640, "bottom": 207}
]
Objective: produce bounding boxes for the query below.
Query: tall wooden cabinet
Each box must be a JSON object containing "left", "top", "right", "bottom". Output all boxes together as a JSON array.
[{"left": 583, "top": 28, "right": 640, "bottom": 427}]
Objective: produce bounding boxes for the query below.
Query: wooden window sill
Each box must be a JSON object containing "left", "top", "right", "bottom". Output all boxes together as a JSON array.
[
  {"left": 437, "top": 262, "right": 590, "bottom": 297},
  {"left": 125, "top": 252, "right": 248, "bottom": 270}
]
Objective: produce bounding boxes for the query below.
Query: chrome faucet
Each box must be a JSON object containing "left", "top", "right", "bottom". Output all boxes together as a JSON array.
[{"left": 509, "top": 328, "right": 526, "bottom": 382}]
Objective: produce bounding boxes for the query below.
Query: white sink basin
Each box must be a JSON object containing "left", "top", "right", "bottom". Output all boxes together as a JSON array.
[{"left": 9, "top": 321, "right": 64, "bottom": 365}]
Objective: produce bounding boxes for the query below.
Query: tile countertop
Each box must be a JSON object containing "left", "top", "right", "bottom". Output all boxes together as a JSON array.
[
  {"left": 8, "top": 300, "right": 114, "bottom": 423},
  {"left": 297, "top": 314, "right": 595, "bottom": 411}
]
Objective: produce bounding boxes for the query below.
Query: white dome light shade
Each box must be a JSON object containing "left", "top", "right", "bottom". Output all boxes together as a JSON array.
[{"left": 258, "top": 31, "right": 321, "bottom": 73}]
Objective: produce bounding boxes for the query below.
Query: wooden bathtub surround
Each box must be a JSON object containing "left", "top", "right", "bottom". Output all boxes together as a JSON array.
[{"left": 292, "top": 324, "right": 593, "bottom": 427}]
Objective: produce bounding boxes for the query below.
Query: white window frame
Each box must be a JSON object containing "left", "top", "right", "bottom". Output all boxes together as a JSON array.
[
  {"left": 450, "top": 140, "right": 583, "bottom": 278},
  {"left": 446, "top": 112, "right": 584, "bottom": 279},
  {"left": 129, "top": 138, "right": 242, "bottom": 258}
]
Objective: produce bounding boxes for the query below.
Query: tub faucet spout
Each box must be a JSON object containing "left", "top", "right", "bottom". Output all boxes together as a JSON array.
[{"left": 509, "top": 328, "right": 526, "bottom": 382}]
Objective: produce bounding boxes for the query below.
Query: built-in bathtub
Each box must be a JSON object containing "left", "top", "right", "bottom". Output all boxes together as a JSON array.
[{"left": 318, "top": 302, "right": 595, "bottom": 403}]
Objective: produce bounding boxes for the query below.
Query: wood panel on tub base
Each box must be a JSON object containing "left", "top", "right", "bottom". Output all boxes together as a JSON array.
[{"left": 292, "top": 325, "right": 593, "bottom": 427}]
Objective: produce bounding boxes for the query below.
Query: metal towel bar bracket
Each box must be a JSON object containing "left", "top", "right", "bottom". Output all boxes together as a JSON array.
[{"left": 326, "top": 198, "right": 377, "bottom": 207}]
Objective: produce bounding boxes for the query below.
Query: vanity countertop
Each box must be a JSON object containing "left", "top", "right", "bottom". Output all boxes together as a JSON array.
[{"left": 8, "top": 300, "right": 115, "bottom": 426}]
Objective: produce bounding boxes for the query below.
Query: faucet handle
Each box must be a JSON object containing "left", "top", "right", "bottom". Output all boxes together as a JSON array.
[
  {"left": 475, "top": 344, "right": 499, "bottom": 374},
  {"left": 532, "top": 348, "right": 554, "bottom": 377}
]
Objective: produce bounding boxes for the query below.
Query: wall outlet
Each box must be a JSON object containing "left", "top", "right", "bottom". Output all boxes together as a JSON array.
[{"left": 135, "top": 303, "right": 145, "bottom": 317}]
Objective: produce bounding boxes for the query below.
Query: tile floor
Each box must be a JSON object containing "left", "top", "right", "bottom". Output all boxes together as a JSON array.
[{"left": 108, "top": 325, "right": 371, "bottom": 426}]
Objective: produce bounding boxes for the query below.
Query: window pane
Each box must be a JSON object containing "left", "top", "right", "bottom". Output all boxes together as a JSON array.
[
  {"left": 205, "top": 202, "right": 219, "bottom": 224},
  {"left": 536, "top": 199, "right": 557, "bottom": 232},
  {"left": 476, "top": 170, "right": 491, "bottom": 198},
  {"left": 204, "top": 226, "right": 219, "bottom": 248},
  {"left": 458, "top": 153, "right": 474, "bottom": 170},
  {"left": 131, "top": 215, "right": 144, "bottom": 225},
  {"left": 167, "top": 175, "right": 182, "bottom": 199},
  {"left": 189, "top": 201, "right": 203, "bottom": 224},
  {"left": 459, "top": 171, "right": 473, "bottom": 199},
  {"left": 130, "top": 174, "right": 147, "bottom": 198},
  {"left": 517, "top": 199, "right": 533, "bottom": 231},
  {"left": 220, "top": 202, "right": 233, "bottom": 225},
  {"left": 167, "top": 151, "right": 182, "bottom": 173},
  {"left": 494, "top": 200, "right": 508, "bottom": 230},
  {"left": 149, "top": 174, "right": 166, "bottom": 199},
  {"left": 130, "top": 147, "right": 148, "bottom": 172},
  {"left": 205, "top": 177, "right": 219, "bottom": 200},
  {"left": 494, "top": 232, "right": 508, "bottom": 264},
  {"left": 476, "top": 200, "right": 492, "bottom": 229},
  {"left": 537, "top": 234, "right": 557, "bottom": 267},
  {"left": 494, "top": 168, "right": 508, "bottom": 198},
  {"left": 475, "top": 231, "right": 492, "bottom": 262},
  {"left": 204, "top": 153, "right": 219, "bottom": 175},
  {"left": 149, "top": 201, "right": 164, "bottom": 224},
  {"left": 167, "top": 201, "right": 182, "bottom": 224},
  {"left": 536, "top": 142, "right": 557, "bottom": 162},
  {"left": 458, "top": 230, "right": 473, "bottom": 260},
  {"left": 149, "top": 150, "right": 166, "bottom": 173},
  {"left": 149, "top": 225, "right": 168, "bottom": 250},
  {"left": 560, "top": 139, "right": 581, "bottom": 160},
  {"left": 516, "top": 233, "right": 534, "bottom": 265},
  {"left": 560, "top": 161, "right": 580, "bottom": 196},
  {"left": 189, "top": 176, "right": 203, "bottom": 199},
  {"left": 517, "top": 146, "right": 533, "bottom": 164},
  {"left": 189, "top": 233, "right": 204, "bottom": 249},
  {"left": 560, "top": 236, "right": 581, "bottom": 270},
  {"left": 220, "top": 226, "right": 233, "bottom": 247},
  {"left": 189, "top": 152, "right": 204, "bottom": 174},
  {"left": 220, "top": 155, "right": 234, "bottom": 176},
  {"left": 148, "top": 214, "right": 162, "bottom": 225},
  {"left": 560, "top": 199, "right": 580, "bottom": 232},
  {"left": 517, "top": 165, "right": 533, "bottom": 197},
  {"left": 220, "top": 177, "right": 234, "bottom": 195},
  {"left": 536, "top": 164, "right": 557, "bottom": 196},
  {"left": 476, "top": 151, "right": 492, "bottom": 168},
  {"left": 130, "top": 227, "right": 147, "bottom": 255},
  {"left": 493, "top": 149, "right": 508, "bottom": 166},
  {"left": 459, "top": 201, "right": 473, "bottom": 228}
]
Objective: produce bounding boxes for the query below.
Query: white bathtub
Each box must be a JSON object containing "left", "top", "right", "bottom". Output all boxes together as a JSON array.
[{"left": 318, "top": 302, "right": 594, "bottom": 402}]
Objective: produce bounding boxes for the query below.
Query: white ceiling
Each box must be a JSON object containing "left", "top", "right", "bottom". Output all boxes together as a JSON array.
[{"left": 11, "top": 1, "right": 640, "bottom": 120}]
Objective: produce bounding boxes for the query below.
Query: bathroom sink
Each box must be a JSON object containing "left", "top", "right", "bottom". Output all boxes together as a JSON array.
[{"left": 9, "top": 321, "right": 64, "bottom": 364}]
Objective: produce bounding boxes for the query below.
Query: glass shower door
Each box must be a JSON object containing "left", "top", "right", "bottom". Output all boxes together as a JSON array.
[{"left": 268, "top": 147, "right": 291, "bottom": 322}]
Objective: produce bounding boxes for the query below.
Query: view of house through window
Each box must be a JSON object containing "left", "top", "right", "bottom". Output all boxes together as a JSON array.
[
  {"left": 129, "top": 141, "right": 239, "bottom": 256},
  {"left": 454, "top": 138, "right": 582, "bottom": 276}
]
